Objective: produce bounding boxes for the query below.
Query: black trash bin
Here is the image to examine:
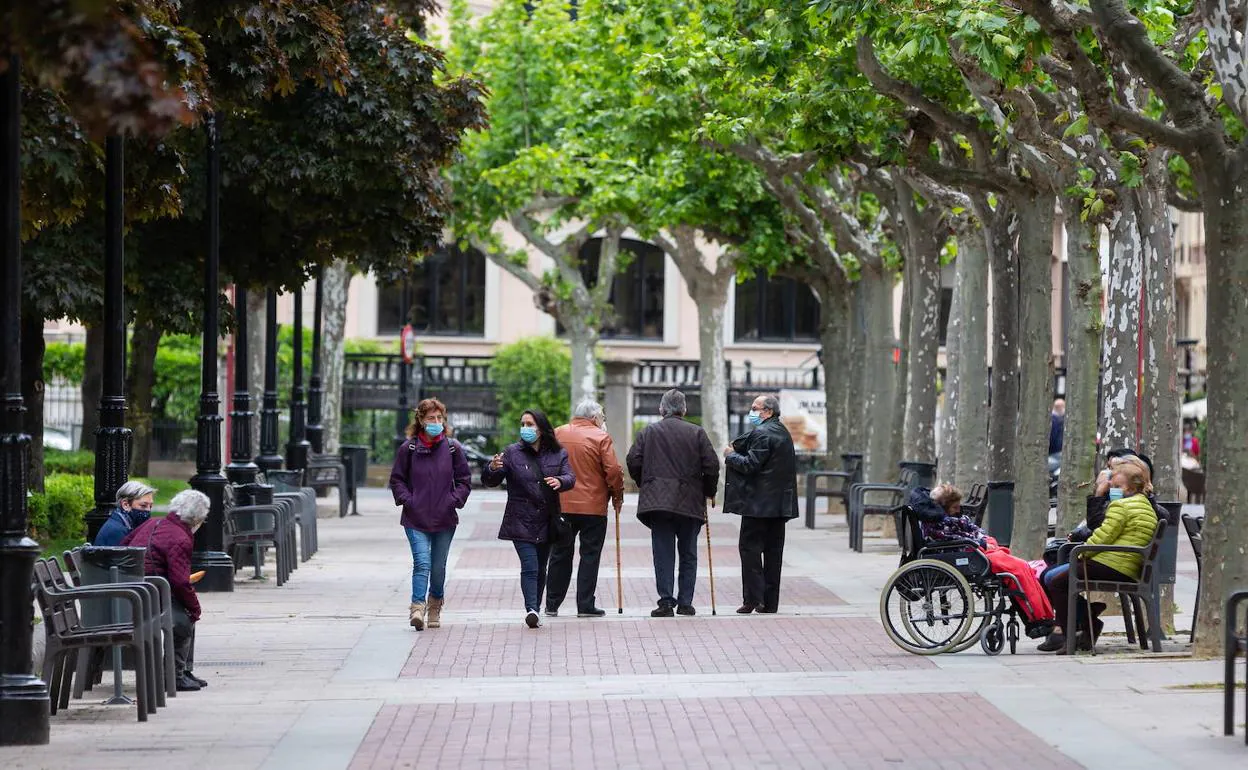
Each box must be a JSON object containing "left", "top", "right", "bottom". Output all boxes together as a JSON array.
[
  {"left": 340, "top": 444, "right": 369, "bottom": 516},
  {"left": 77, "top": 546, "right": 147, "bottom": 626},
  {"left": 985, "top": 481, "right": 1016, "bottom": 548}
]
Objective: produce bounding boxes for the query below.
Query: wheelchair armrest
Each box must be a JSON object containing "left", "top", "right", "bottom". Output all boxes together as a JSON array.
[{"left": 919, "top": 538, "right": 982, "bottom": 553}]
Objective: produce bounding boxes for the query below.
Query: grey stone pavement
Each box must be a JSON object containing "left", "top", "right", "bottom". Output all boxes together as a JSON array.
[{"left": 1, "top": 487, "right": 1244, "bottom": 769}]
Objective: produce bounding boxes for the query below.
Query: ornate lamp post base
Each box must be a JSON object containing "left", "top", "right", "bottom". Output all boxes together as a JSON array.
[{"left": 189, "top": 472, "right": 234, "bottom": 593}]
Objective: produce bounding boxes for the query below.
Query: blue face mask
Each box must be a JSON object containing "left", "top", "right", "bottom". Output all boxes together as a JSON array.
[
  {"left": 1108, "top": 487, "right": 1125, "bottom": 501},
  {"left": 520, "top": 426, "right": 539, "bottom": 444},
  {"left": 424, "top": 422, "right": 444, "bottom": 438},
  {"left": 747, "top": 410, "right": 763, "bottom": 426}
]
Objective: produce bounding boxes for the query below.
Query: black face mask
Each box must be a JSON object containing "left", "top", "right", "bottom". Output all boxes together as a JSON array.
[{"left": 123, "top": 506, "right": 153, "bottom": 528}]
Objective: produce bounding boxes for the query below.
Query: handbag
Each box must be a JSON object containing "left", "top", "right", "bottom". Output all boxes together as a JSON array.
[{"left": 543, "top": 477, "right": 572, "bottom": 541}]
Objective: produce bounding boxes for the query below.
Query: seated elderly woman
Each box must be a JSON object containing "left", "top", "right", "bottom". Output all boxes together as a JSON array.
[
  {"left": 909, "top": 484, "right": 1056, "bottom": 638},
  {"left": 122, "top": 489, "right": 211, "bottom": 691},
  {"left": 1039, "top": 455, "right": 1159, "bottom": 654},
  {"left": 93, "top": 481, "right": 158, "bottom": 547}
]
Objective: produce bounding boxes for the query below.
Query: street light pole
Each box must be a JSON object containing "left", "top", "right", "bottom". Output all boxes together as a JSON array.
[
  {"left": 189, "top": 114, "right": 233, "bottom": 592},
  {"left": 286, "top": 287, "right": 311, "bottom": 470},
  {"left": 0, "top": 53, "right": 50, "bottom": 747},
  {"left": 226, "top": 286, "right": 259, "bottom": 484},
  {"left": 86, "top": 134, "right": 131, "bottom": 543},
  {"left": 395, "top": 282, "right": 410, "bottom": 448},
  {"left": 255, "top": 289, "right": 283, "bottom": 471},
  {"left": 306, "top": 269, "right": 325, "bottom": 454}
]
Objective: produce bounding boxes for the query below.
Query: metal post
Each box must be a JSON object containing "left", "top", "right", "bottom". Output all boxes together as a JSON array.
[
  {"left": 255, "top": 289, "right": 284, "bottom": 471},
  {"left": 226, "top": 286, "right": 259, "bottom": 484},
  {"left": 286, "top": 287, "right": 311, "bottom": 470},
  {"left": 306, "top": 269, "right": 324, "bottom": 454},
  {"left": 87, "top": 135, "right": 131, "bottom": 543},
  {"left": 395, "top": 283, "right": 410, "bottom": 449},
  {"left": 189, "top": 114, "right": 234, "bottom": 593},
  {"left": 104, "top": 565, "right": 131, "bottom": 705},
  {"left": 0, "top": 53, "right": 50, "bottom": 747}
]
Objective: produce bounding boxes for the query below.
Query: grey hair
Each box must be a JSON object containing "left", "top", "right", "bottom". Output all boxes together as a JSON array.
[
  {"left": 116, "top": 480, "right": 158, "bottom": 506},
  {"left": 659, "top": 388, "right": 687, "bottom": 417},
  {"left": 169, "top": 489, "right": 211, "bottom": 528},
  {"left": 574, "top": 399, "right": 605, "bottom": 421},
  {"left": 759, "top": 395, "right": 780, "bottom": 417}
]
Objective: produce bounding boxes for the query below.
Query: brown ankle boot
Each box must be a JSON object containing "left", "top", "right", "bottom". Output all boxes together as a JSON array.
[
  {"left": 409, "top": 602, "right": 425, "bottom": 631},
  {"left": 427, "top": 598, "right": 444, "bottom": 628}
]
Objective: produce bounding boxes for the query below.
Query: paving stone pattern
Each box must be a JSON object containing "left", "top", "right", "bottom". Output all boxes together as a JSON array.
[{"left": 448, "top": 575, "right": 845, "bottom": 611}]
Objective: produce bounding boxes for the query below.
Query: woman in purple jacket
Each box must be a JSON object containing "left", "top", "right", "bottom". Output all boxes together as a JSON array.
[
  {"left": 483, "top": 409, "right": 575, "bottom": 629},
  {"left": 389, "top": 398, "right": 472, "bottom": 631}
]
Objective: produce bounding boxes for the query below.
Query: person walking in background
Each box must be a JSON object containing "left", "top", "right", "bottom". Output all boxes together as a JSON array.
[
  {"left": 1182, "top": 423, "right": 1201, "bottom": 462},
  {"left": 389, "top": 397, "right": 472, "bottom": 631},
  {"left": 547, "top": 399, "right": 624, "bottom": 618},
  {"left": 723, "top": 394, "right": 798, "bottom": 614},
  {"left": 94, "top": 480, "right": 158, "bottom": 547},
  {"left": 122, "top": 489, "right": 211, "bottom": 692},
  {"left": 626, "top": 389, "right": 719, "bottom": 617},
  {"left": 484, "top": 410, "right": 575, "bottom": 629},
  {"left": 1048, "top": 398, "right": 1066, "bottom": 456}
]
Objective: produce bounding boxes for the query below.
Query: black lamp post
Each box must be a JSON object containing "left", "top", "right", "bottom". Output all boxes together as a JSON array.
[
  {"left": 306, "top": 270, "right": 324, "bottom": 454},
  {"left": 286, "top": 287, "right": 311, "bottom": 471},
  {"left": 0, "top": 53, "right": 50, "bottom": 748},
  {"left": 86, "top": 134, "right": 131, "bottom": 543},
  {"left": 189, "top": 114, "right": 233, "bottom": 592},
  {"left": 395, "top": 282, "right": 410, "bottom": 448},
  {"left": 226, "top": 286, "right": 259, "bottom": 484},
  {"left": 255, "top": 288, "right": 284, "bottom": 471}
]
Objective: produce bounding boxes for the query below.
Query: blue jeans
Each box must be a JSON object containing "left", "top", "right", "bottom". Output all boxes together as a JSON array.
[
  {"left": 650, "top": 511, "right": 703, "bottom": 607},
  {"left": 513, "top": 541, "right": 551, "bottom": 613},
  {"left": 405, "top": 527, "right": 456, "bottom": 603}
]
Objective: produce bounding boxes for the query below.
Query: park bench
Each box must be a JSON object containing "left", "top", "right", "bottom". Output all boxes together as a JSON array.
[
  {"left": 263, "top": 470, "right": 318, "bottom": 562},
  {"left": 227, "top": 483, "right": 297, "bottom": 586},
  {"left": 33, "top": 558, "right": 160, "bottom": 722},
  {"left": 61, "top": 547, "right": 176, "bottom": 706},
  {"left": 1225, "top": 589, "right": 1248, "bottom": 744},
  {"left": 1182, "top": 512, "right": 1203, "bottom": 643},
  {"left": 848, "top": 466, "right": 919, "bottom": 553},
  {"left": 306, "top": 454, "right": 350, "bottom": 519},
  {"left": 961, "top": 483, "right": 988, "bottom": 527},
  {"left": 1064, "top": 520, "right": 1168, "bottom": 655},
  {"left": 804, "top": 452, "right": 863, "bottom": 529}
]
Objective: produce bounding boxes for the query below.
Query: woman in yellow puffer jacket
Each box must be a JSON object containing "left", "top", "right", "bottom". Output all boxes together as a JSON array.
[{"left": 1040, "top": 456, "right": 1159, "bottom": 653}]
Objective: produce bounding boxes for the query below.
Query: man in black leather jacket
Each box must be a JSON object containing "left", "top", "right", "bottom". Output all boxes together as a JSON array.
[{"left": 723, "top": 394, "right": 799, "bottom": 614}]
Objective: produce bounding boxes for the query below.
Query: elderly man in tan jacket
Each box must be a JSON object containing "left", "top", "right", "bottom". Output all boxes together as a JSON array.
[{"left": 546, "top": 399, "right": 625, "bottom": 617}]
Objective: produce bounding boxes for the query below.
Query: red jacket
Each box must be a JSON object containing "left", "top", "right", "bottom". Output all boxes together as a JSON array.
[{"left": 123, "top": 513, "right": 201, "bottom": 622}]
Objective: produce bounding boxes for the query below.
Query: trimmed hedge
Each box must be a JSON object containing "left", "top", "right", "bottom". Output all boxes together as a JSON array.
[
  {"left": 28, "top": 473, "right": 94, "bottom": 542},
  {"left": 44, "top": 448, "right": 96, "bottom": 475}
]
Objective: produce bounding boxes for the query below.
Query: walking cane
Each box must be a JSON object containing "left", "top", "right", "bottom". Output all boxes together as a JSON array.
[
  {"left": 615, "top": 505, "right": 624, "bottom": 614},
  {"left": 704, "top": 502, "right": 717, "bottom": 616}
]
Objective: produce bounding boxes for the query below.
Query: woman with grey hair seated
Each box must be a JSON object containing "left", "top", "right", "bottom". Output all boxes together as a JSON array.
[
  {"left": 93, "top": 480, "right": 158, "bottom": 546},
  {"left": 123, "top": 489, "right": 211, "bottom": 691}
]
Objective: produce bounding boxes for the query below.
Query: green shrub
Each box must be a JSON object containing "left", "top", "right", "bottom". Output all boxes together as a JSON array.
[
  {"left": 44, "top": 342, "right": 85, "bottom": 382},
  {"left": 154, "top": 334, "right": 205, "bottom": 425},
  {"left": 31, "top": 473, "right": 94, "bottom": 542},
  {"left": 44, "top": 448, "right": 96, "bottom": 475},
  {"left": 27, "top": 491, "right": 50, "bottom": 538},
  {"left": 490, "top": 337, "right": 572, "bottom": 445}
]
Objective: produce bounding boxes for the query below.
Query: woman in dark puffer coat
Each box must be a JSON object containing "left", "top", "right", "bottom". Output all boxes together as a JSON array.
[{"left": 483, "top": 409, "right": 575, "bottom": 629}]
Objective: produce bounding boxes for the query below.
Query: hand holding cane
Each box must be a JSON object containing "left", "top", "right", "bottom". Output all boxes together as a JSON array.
[
  {"left": 614, "top": 502, "right": 624, "bottom": 614},
  {"left": 705, "top": 499, "right": 717, "bottom": 616}
]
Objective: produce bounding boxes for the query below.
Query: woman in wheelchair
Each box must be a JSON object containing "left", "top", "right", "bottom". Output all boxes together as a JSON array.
[
  {"left": 1038, "top": 456, "right": 1158, "bottom": 654},
  {"left": 911, "top": 484, "right": 1056, "bottom": 639}
]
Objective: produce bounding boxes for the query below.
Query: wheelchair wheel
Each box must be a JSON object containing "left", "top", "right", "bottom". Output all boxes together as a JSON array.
[
  {"left": 947, "top": 589, "right": 993, "bottom": 654},
  {"left": 980, "top": 620, "right": 1005, "bottom": 656},
  {"left": 1007, "top": 616, "right": 1020, "bottom": 655},
  {"left": 880, "top": 558, "right": 975, "bottom": 655}
]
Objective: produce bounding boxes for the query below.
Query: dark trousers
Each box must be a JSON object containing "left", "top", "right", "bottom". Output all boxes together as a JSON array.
[
  {"left": 1043, "top": 560, "right": 1135, "bottom": 632},
  {"left": 545, "top": 514, "right": 609, "bottom": 612},
  {"left": 650, "top": 511, "right": 702, "bottom": 607},
  {"left": 172, "top": 600, "right": 197, "bottom": 678},
  {"left": 740, "top": 517, "right": 787, "bottom": 610},
  {"left": 514, "top": 541, "right": 552, "bottom": 613}
]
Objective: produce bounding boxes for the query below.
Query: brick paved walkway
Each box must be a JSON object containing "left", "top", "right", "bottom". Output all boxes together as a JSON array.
[{"left": 2, "top": 488, "right": 1242, "bottom": 770}]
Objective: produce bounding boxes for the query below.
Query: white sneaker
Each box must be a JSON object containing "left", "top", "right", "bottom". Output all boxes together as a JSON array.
[{"left": 525, "top": 610, "right": 541, "bottom": 629}]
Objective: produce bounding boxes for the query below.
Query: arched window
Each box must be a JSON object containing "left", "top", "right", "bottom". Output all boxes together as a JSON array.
[
  {"left": 377, "top": 244, "right": 486, "bottom": 336},
  {"left": 567, "top": 237, "right": 665, "bottom": 340},
  {"left": 734, "top": 274, "right": 820, "bottom": 342}
]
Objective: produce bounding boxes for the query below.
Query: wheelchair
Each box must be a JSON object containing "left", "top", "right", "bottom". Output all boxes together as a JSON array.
[{"left": 879, "top": 506, "right": 1040, "bottom": 656}]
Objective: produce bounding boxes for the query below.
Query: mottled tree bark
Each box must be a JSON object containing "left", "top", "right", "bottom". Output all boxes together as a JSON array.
[
  {"left": 938, "top": 272, "right": 961, "bottom": 485},
  {"left": 861, "top": 265, "right": 898, "bottom": 482},
  {"left": 126, "top": 322, "right": 161, "bottom": 477},
  {"left": 987, "top": 204, "right": 1019, "bottom": 485},
  {"left": 1101, "top": 203, "right": 1142, "bottom": 452},
  {"left": 953, "top": 229, "right": 990, "bottom": 492},
  {"left": 320, "top": 258, "right": 350, "bottom": 454},
  {"left": 80, "top": 324, "right": 103, "bottom": 451},
  {"left": 901, "top": 228, "right": 942, "bottom": 465}
]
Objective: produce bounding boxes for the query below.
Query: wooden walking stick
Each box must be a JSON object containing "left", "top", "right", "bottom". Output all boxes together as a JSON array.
[
  {"left": 704, "top": 503, "right": 717, "bottom": 616},
  {"left": 615, "top": 505, "right": 624, "bottom": 614}
]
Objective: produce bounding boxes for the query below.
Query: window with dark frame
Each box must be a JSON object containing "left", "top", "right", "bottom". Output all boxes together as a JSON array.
[
  {"left": 376, "top": 244, "right": 486, "bottom": 337},
  {"left": 558, "top": 238, "right": 665, "bottom": 340},
  {"left": 734, "top": 274, "right": 820, "bottom": 342}
]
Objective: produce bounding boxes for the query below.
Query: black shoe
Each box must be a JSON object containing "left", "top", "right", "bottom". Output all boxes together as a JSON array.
[
  {"left": 756, "top": 606, "right": 778, "bottom": 614},
  {"left": 188, "top": 672, "right": 208, "bottom": 688},
  {"left": 651, "top": 604, "right": 674, "bottom": 617},
  {"left": 676, "top": 605, "right": 696, "bottom": 616},
  {"left": 736, "top": 604, "right": 756, "bottom": 614},
  {"left": 577, "top": 607, "right": 606, "bottom": 618},
  {"left": 1090, "top": 602, "right": 1107, "bottom": 620},
  {"left": 176, "top": 675, "right": 201, "bottom": 692},
  {"left": 1037, "top": 633, "right": 1066, "bottom": 652},
  {"left": 1025, "top": 621, "right": 1055, "bottom": 640},
  {"left": 544, "top": 608, "right": 559, "bottom": 617}
]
